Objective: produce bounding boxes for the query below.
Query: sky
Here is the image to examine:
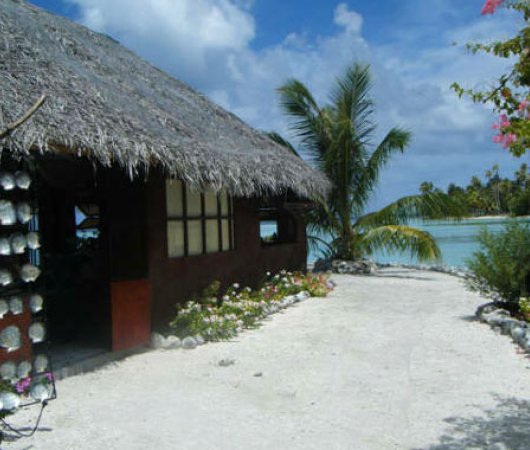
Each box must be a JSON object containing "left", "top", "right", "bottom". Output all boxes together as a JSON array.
[{"left": 29, "top": 0, "right": 528, "bottom": 211}]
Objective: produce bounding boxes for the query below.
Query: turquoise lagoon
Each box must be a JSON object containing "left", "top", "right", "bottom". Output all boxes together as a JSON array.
[{"left": 306, "top": 217, "right": 530, "bottom": 268}]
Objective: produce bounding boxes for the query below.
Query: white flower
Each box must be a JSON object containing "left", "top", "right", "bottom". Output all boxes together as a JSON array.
[
  {"left": 280, "top": 270, "right": 286, "bottom": 275},
  {"left": 233, "top": 283, "right": 240, "bottom": 289},
  {"left": 222, "top": 295, "right": 230, "bottom": 302},
  {"left": 266, "top": 271, "right": 271, "bottom": 276},
  {"left": 245, "top": 287, "right": 252, "bottom": 292}
]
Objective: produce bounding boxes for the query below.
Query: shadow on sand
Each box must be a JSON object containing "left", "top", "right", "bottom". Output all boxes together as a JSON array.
[{"left": 417, "top": 396, "right": 530, "bottom": 450}]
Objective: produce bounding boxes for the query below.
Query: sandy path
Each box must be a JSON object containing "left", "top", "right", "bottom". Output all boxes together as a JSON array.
[{"left": 6, "top": 268, "right": 530, "bottom": 449}]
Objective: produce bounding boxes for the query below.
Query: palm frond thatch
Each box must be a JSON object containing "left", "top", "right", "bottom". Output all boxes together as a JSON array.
[{"left": 0, "top": 0, "right": 330, "bottom": 199}]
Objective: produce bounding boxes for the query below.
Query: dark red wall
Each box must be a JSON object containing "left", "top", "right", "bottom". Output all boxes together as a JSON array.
[{"left": 145, "top": 175, "right": 308, "bottom": 330}]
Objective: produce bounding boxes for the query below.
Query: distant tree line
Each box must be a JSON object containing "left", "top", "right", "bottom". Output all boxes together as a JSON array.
[{"left": 419, "top": 163, "right": 530, "bottom": 217}]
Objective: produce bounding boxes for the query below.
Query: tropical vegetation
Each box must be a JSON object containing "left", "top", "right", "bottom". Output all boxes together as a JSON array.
[
  {"left": 272, "top": 63, "right": 463, "bottom": 262},
  {"left": 169, "top": 271, "right": 332, "bottom": 341},
  {"left": 452, "top": 0, "right": 530, "bottom": 156},
  {"left": 419, "top": 163, "right": 530, "bottom": 216},
  {"left": 465, "top": 221, "right": 530, "bottom": 309}
]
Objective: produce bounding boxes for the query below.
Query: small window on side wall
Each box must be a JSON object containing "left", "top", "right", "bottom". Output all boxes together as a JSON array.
[
  {"left": 166, "top": 180, "right": 234, "bottom": 257},
  {"left": 259, "top": 211, "right": 297, "bottom": 246}
]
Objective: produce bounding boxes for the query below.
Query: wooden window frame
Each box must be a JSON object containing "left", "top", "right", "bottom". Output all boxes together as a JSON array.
[{"left": 166, "top": 181, "right": 234, "bottom": 258}]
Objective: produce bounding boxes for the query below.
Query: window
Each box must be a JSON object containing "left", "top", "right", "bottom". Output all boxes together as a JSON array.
[
  {"left": 259, "top": 207, "right": 297, "bottom": 246},
  {"left": 166, "top": 180, "right": 234, "bottom": 257}
]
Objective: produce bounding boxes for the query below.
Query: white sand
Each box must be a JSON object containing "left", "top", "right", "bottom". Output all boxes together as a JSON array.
[{"left": 6, "top": 268, "right": 530, "bottom": 449}]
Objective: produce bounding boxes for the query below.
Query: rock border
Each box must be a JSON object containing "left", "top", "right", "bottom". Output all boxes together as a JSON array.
[
  {"left": 476, "top": 302, "right": 530, "bottom": 353},
  {"left": 312, "top": 257, "right": 469, "bottom": 278},
  {"left": 150, "top": 290, "right": 312, "bottom": 351}
]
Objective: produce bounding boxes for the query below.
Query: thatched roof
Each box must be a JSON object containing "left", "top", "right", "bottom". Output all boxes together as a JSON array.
[{"left": 0, "top": 0, "right": 329, "bottom": 198}]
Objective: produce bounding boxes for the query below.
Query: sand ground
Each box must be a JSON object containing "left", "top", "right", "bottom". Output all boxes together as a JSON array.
[{"left": 6, "top": 268, "right": 530, "bottom": 450}]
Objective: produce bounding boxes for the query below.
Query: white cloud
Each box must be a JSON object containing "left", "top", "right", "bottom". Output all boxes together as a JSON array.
[
  {"left": 333, "top": 3, "right": 363, "bottom": 35},
  {"left": 70, "top": 0, "right": 255, "bottom": 73}
]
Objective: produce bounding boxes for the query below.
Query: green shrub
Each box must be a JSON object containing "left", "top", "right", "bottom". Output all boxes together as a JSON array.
[
  {"left": 465, "top": 221, "right": 530, "bottom": 304},
  {"left": 520, "top": 297, "right": 530, "bottom": 317}
]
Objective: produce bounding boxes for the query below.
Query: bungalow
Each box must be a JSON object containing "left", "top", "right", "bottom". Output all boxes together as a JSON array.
[{"left": 0, "top": 0, "right": 329, "bottom": 359}]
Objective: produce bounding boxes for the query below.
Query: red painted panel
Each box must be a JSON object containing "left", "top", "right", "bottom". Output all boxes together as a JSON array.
[
  {"left": 111, "top": 280, "right": 151, "bottom": 352},
  {"left": 0, "top": 309, "right": 33, "bottom": 364}
]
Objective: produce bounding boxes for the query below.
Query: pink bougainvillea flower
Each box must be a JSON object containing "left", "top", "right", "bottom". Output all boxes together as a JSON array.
[
  {"left": 481, "top": 0, "right": 503, "bottom": 15},
  {"left": 492, "top": 122, "right": 500, "bottom": 129},
  {"left": 493, "top": 134, "right": 504, "bottom": 143},
  {"left": 503, "top": 133, "right": 517, "bottom": 147},
  {"left": 518, "top": 99, "right": 529, "bottom": 112},
  {"left": 499, "top": 114, "right": 510, "bottom": 128}
]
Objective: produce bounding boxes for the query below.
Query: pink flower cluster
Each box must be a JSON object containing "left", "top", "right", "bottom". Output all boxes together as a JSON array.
[
  {"left": 481, "top": 0, "right": 503, "bottom": 15},
  {"left": 492, "top": 114, "right": 517, "bottom": 148},
  {"left": 15, "top": 372, "right": 54, "bottom": 394}
]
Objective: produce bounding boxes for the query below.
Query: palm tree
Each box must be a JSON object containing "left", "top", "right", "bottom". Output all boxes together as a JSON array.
[{"left": 273, "top": 63, "right": 462, "bottom": 262}]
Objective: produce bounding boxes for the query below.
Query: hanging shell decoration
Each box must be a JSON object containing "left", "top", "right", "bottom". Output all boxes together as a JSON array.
[
  {"left": 29, "top": 293, "right": 44, "bottom": 314},
  {"left": 0, "top": 326, "right": 21, "bottom": 352},
  {"left": 0, "top": 300, "right": 8, "bottom": 319},
  {"left": 16, "top": 361, "right": 32, "bottom": 379},
  {"left": 0, "top": 238, "right": 10, "bottom": 256},
  {"left": 0, "top": 392, "right": 21, "bottom": 410},
  {"left": 28, "top": 322, "right": 45, "bottom": 343},
  {"left": 0, "top": 269, "right": 13, "bottom": 286},
  {"left": 14, "top": 171, "right": 31, "bottom": 190},
  {"left": 9, "top": 296, "right": 23, "bottom": 315},
  {"left": 0, "top": 361, "right": 16, "bottom": 381},
  {"left": 16, "top": 203, "right": 32, "bottom": 224},
  {"left": 10, "top": 233, "right": 26, "bottom": 254},
  {"left": 33, "top": 354, "right": 49, "bottom": 373},
  {"left": 0, "top": 200, "right": 16, "bottom": 225},
  {"left": 0, "top": 172, "right": 15, "bottom": 191},
  {"left": 26, "top": 231, "right": 40, "bottom": 250},
  {"left": 20, "top": 264, "right": 41, "bottom": 283},
  {"left": 30, "top": 383, "right": 51, "bottom": 403}
]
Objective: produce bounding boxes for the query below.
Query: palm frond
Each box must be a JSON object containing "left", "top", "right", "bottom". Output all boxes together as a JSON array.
[
  {"left": 307, "top": 234, "right": 334, "bottom": 259},
  {"left": 265, "top": 131, "right": 300, "bottom": 157},
  {"left": 360, "top": 127, "right": 411, "bottom": 194},
  {"left": 355, "top": 192, "right": 466, "bottom": 229},
  {"left": 330, "top": 63, "right": 375, "bottom": 146},
  {"left": 359, "top": 225, "right": 442, "bottom": 262},
  {"left": 277, "top": 80, "right": 330, "bottom": 164}
]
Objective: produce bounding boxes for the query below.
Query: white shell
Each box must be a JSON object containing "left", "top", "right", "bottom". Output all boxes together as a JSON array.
[
  {"left": 14, "top": 171, "right": 31, "bottom": 190},
  {"left": 0, "top": 362, "right": 16, "bottom": 380},
  {"left": 16, "top": 361, "right": 32, "bottom": 379},
  {"left": 0, "top": 392, "right": 20, "bottom": 410},
  {"left": 33, "top": 354, "right": 49, "bottom": 373},
  {"left": 29, "top": 323, "right": 45, "bottom": 343},
  {"left": 9, "top": 296, "right": 23, "bottom": 315},
  {"left": 9, "top": 233, "right": 26, "bottom": 254},
  {"left": 16, "top": 203, "right": 32, "bottom": 224},
  {"left": 0, "top": 270, "right": 13, "bottom": 286},
  {"left": 0, "top": 238, "right": 11, "bottom": 256},
  {"left": 20, "top": 264, "right": 41, "bottom": 283},
  {"left": 26, "top": 232, "right": 40, "bottom": 250},
  {"left": 0, "top": 172, "right": 15, "bottom": 191},
  {"left": 0, "top": 326, "right": 21, "bottom": 352},
  {"left": 0, "top": 200, "right": 16, "bottom": 225},
  {"left": 30, "top": 383, "right": 51, "bottom": 402},
  {"left": 29, "top": 294, "right": 44, "bottom": 313},
  {"left": 0, "top": 300, "right": 8, "bottom": 318}
]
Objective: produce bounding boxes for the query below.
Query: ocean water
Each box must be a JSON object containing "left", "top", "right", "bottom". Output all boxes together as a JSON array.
[{"left": 306, "top": 217, "right": 530, "bottom": 269}]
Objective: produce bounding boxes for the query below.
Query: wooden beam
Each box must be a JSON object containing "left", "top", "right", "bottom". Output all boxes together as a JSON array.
[{"left": 0, "top": 95, "right": 47, "bottom": 140}]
